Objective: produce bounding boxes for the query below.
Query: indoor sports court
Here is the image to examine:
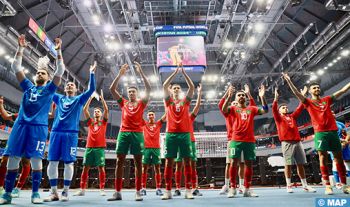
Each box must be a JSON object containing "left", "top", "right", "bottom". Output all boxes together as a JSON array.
[{"left": 0, "top": 0, "right": 350, "bottom": 206}]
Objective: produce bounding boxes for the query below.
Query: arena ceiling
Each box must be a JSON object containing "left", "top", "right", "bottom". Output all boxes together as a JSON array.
[{"left": 0, "top": 0, "right": 349, "bottom": 108}]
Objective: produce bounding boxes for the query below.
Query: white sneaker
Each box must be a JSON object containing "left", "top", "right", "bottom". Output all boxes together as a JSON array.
[
  {"left": 73, "top": 189, "right": 85, "bottom": 196},
  {"left": 238, "top": 186, "right": 244, "bottom": 194},
  {"left": 43, "top": 192, "right": 59, "bottom": 202},
  {"left": 336, "top": 183, "right": 343, "bottom": 190},
  {"left": 135, "top": 191, "right": 143, "bottom": 201},
  {"left": 303, "top": 186, "right": 316, "bottom": 193},
  {"left": 286, "top": 186, "right": 293, "bottom": 193},
  {"left": 107, "top": 192, "right": 122, "bottom": 201},
  {"left": 100, "top": 190, "right": 106, "bottom": 196},
  {"left": 325, "top": 185, "right": 333, "bottom": 195},
  {"left": 219, "top": 185, "right": 228, "bottom": 195},
  {"left": 243, "top": 188, "right": 259, "bottom": 197},
  {"left": 227, "top": 188, "right": 237, "bottom": 198},
  {"left": 161, "top": 190, "right": 172, "bottom": 200},
  {"left": 184, "top": 189, "right": 194, "bottom": 199},
  {"left": 31, "top": 192, "right": 43, "bottom": 204},
  {"left": 61, "top": 191, "right": 69, "bottom": 202}
]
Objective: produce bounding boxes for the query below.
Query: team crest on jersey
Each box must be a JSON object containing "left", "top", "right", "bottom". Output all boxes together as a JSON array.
[
  {"left": 246, "top": 110, "right": 251, "bottom": 114},
  {"left": 149, "top": 125, "right": 155, "bottom": 131}
]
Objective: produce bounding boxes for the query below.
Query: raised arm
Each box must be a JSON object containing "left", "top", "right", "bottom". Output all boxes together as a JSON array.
[
  {"left": 11, "top": 35, "right": 27, "bottom": 83},
  {"left": 83, "top": 96, "right": 93, "bottom": 119},
  {"left": 134, "top": 62, "right": 151, "bottom": 103},
  {"left": 163, "top": 67, "right": 179, "bottom": 98},
  {"left": 258, "top": 85, "right": 268, "bottom": 114},
  {"left": 160, "top": 113, "right": 167, "bottom": 122},
  {"left": 53, "top": 38, "right": 64, "bottom": 87},
  {"left": 109, "top": 64, "right": 128, "bottom": 100},
  {"left": 244, "top": 84, "right": 256, "bottom": 106},
  {"left": 181, "top": 66, "right": 195, "bottom": 99},
  {"left": 191, "top": 84, "right": 202, "bottom": 116},
  {"left": 272, "top": 88, "right": 281, "bottom": 121},
  {"left": 0, "top": 97, "right": 12, "bottom": 121},
  {"left": 80, "top": 61, "right": 97, "bottom": 104},
  {"left": 282, "top": 73, "right": 306, "bottom": 103},
  {"left": 333, "top": 82, "right": 350, "bottom": 100},
  {"left": 100, "top": 90, "right": 109, "bottom": 120},
  {"left": 222, "top": 86, "right": 235, "bottom": 114}
]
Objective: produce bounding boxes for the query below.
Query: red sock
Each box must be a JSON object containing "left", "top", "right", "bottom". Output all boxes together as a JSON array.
[
  {"left": 142, "top": 173, "right": 148, "bottom": 189},
  {"left": 99, "top": 170, "right": 106, "bottom": 189},
  {"left": 0, "top": 165, "right": 7, "bottom": 187},
  {"left": 184, "top": 165, "right": 192, "bottom": 189},
  {"left": 16, "top": 164, "right": 31, "bottom": 189},
  {"left": 115, "top": 178, "right": 123, "bottom": 192},
  {"left": 80, "top": 169, "right": 89, "bottom": 189},
  {"left": 336, "top": 163, "right": 347, "bottom": 184},
  {"left": 191, "top": 168, "right": 197, "bottom": 189},
  {"left": 164, "top": 166, "right": 173, "bottom": 191},
  {"left": 229, "top": 165, "right": 238, "bottom": 188},
  {"left": 135, "top": 176, "right": 142, "bottom": 191},
  {"left": 155, "top": 173, "right": 162, "bottom": 189},
  {"left": 244, "top": 166, "right": 253, "bottom": 189},
  {"left": 320, "top": 165, "right": 330, "bottom": 185},
  {"left": 175, "top": 171, "right": 181, "bottom": 189}
]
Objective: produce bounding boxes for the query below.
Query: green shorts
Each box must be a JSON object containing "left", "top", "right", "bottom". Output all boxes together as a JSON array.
[
  {"left": 116, "top": 132, "right": 144, "bottom": 155},
  {"left": 83, "top": 148, "right": 105, "bottom": 167},
  {"left": 164, "top": 133, "right": 192, "bottom": 158},
  {"left": 314, "top": 131, "right": 341, "bottom": 152},
  {"left": 229, "top": 141, "right": 256, "bottom": 161},
  {"left": 175, "top": 141, "right": 197, "bottom": 162},
  {"left": 142, "top": 148, "right": 161, "bottom": 165}
]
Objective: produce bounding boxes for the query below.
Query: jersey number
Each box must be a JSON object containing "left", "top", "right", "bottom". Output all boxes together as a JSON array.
[
  {"left": 36, "top": 141, "right": 45, "bottom": 152},
  {"left": 175, "top": 104, "right": 181, "bottom": 112},
  {"left": 317, "top": 140, "right": 322, "bottom": 149},
  {"left": 29, "top": 93, "right": 38, "bottom": 102},
  {"left": 70, "top": 147, "right": 77, "bottom": 156},
  {"left": 241, "top": 112, "right": 247, "bottom": 120},
  {"left": 230, "top": 148, "right": 236, "bottom": 156}
]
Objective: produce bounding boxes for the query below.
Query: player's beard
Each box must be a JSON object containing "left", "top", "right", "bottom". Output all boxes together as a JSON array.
[{"left": 35, "top": 79, "right": 45, "bottom": 85}]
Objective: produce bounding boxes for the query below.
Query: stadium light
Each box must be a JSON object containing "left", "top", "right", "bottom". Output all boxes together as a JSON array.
[
  {"left": 247, "top": 36, "right": 257, "bottom": 47},
  {"left": 341, "top": 49, "right": 350, "bottom": 57},
  {"left": 223, "top": 40, "right": 234, "bottom": 49},
  {"left": 316, "top": 69, "right": 324, "bottom": 76},
  {"left": 254, "top": 22, "right": 264, "bottom": 33},
  {"left": 104, "top": 23, "right": 112, "bottom": 33},
  {"left": 0, "top": 47, "right": 5, "bottom": 56},
  {"left": 84, "top": 0, "right": 92, "bottom": 7},
  {"left": 124, "top": 43, "right": 131, "bottom": 49},
  {"left": 328, "top": 63, "right": 333, "bottom": 67},
  {"left": 92, "top": 14, "right": 100, "bottom": 25},
  {"left": 309, "top": 74, "right": 317, "bottom": 81}
]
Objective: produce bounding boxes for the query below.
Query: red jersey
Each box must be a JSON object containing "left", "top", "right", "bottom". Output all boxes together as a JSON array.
[
  {"left": 189, "top": 113, "right": 196, "bottom": 142},
  {"left": 218, "top": 98, "right": 256, "bottom": 141},
  {"left": 143, "top": 120, "right": 163, "bottom": 148},
  {"left": 272, "top": 101, "right": 304, "bottom": 141},
  {"left": 118, "top": 98, "right": 146, "bottom": 132},
  {"left": 303, "top": 96, "right": 337, "bottom": 132},
  {"left": 165, "top": 96, "right": 191, "bottom": 133},
  {"left": 86, "top": 118, "right": 107, "bottom": 148},
  {"left": 228, "top": 105, "right": 259, "bottom": 143}
]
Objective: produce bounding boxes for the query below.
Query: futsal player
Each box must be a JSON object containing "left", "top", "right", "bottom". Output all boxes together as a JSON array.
[
  {"left": 161, "top": 63, "right": 195, "bottom": 200},
  {"left": 74, "top": 91, "right": 109, "bottom": 196},
  {"left": 282, "top": 73, "right": 350, "bottom": 194},
  {"left": 222, "top": 85, "right": 268, "bottom": 198},
  {"left": 272, "top": 87, "right": 316, "bottom": 193},
  {"left": 108, "top": 62, "right": 151, "bottom": 201},
  {"left": 0, "top": 35, "right": 64, "bottom": 205},
  {"left": 174, "top": 84, "right": 202, "bottom": 197},
  {"left": 44, "top": 61, "right": 96, "bottom": 202},
  {"left": 140, "top": 111, "right": 166, "bottom": 196}
]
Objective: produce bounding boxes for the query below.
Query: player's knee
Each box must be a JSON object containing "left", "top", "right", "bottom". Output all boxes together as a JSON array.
[
  {"left": 30, "top": 158, "right": 42, "bottom": 171},
  {"left": 7, "top": 156, "right": 21, "bottom": 170}
]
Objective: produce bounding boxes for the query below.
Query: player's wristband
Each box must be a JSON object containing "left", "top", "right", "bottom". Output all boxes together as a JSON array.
[{"left": 262, "top": 105, "right": 268, "bottom": 111}]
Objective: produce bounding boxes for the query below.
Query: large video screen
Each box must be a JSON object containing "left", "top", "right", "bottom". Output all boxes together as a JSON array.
[{"left": 157, "top": 36, "right": 206, "bottom": 67}]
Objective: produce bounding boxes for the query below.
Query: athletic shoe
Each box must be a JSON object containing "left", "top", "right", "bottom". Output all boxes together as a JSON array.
[
  {"left": 100, "top": 190, "right": 106, "bottom": 196},
  {"left": 303, "top": 186, "right": 316, "bottom": 193},
  {"left": 73, "top": 189, "right": 85, "bottom": 196},
  {"left": 156, "top": 189, "right": 163, "bottom": 196},
  {"left": 286, "top": 186, "right": 293, "bottom": 193},
  {"left": 325, "top": 185, "right": 333, "bottom": 195},
  {"left": 11, "top": 188, "right": 20, "bottom": 198},
  {"left": 31, "top": 192, "right": 43, "bottom": 204},
  {"left": 140, "top": 188, "right": 147, "bottom": 196},
  {"left": 184, "top": 189, "right": 194, "bottom": 199},
  {"left": 219, "top": 185, "right": 228, "bottom": 195},
  {"left": 227, "top": 188, "right": 237, "bottom": 198},
  {"left": 0, "top": 193, "right": 12, "bottom": 204},
  {"left": 43, "top": 192, "right": 59, "bottom": 202},
  {"left": 238, "top": 187, "right": 244, "bottom": 194},
  {"left": 173, "top": 189, "right": 181, "bottom": 196},
  {"left": 336, "top": 183, "right": 343, "bottom": 190},
  {"left": 342, "top": 185, "right": 350, "bottom": 194},
  {"left": 243, "top": 189, "right": 258, "bottom": 197},
  {"left": 135, "top": 191, "right": 143, "bottom": 201},
  {"left": 107, "top": 192, "right": 122, "bottom": 201},
  {"left": 161, "top": 190, "right": 172, "bottom": 200},
  {"left": 192, "top": 189, "right": 203, "bottom": 196},
  {"left": 0, "top": 187, "right": 4, "bottom": 197},
  {"left": 61, "top": 191, "right": 69, "bottom": 202}
]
